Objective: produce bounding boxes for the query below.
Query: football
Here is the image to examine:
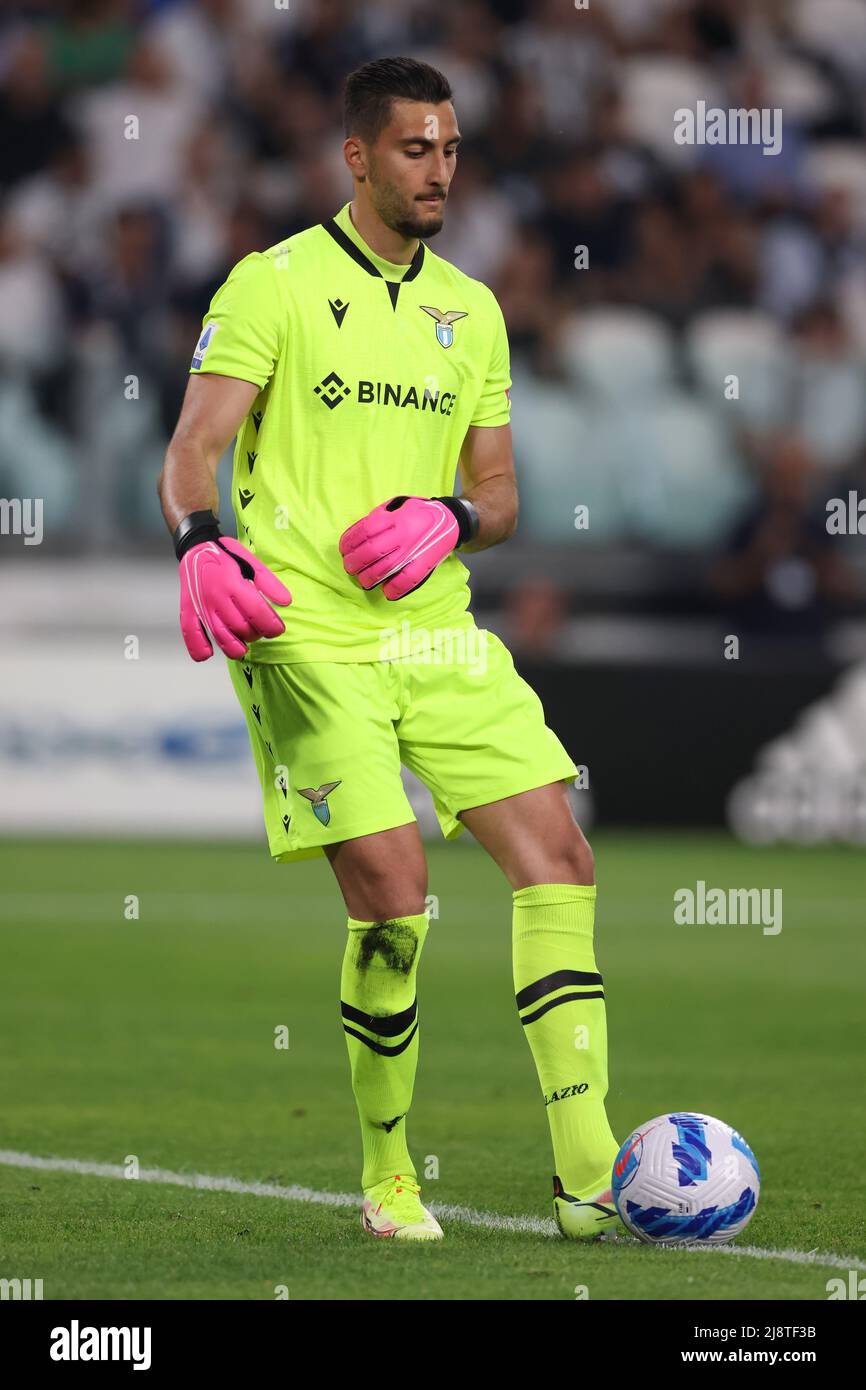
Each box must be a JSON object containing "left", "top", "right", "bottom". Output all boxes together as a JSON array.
[{"left": 611, "top": 1112, "right": 760, "bottom": 1245}]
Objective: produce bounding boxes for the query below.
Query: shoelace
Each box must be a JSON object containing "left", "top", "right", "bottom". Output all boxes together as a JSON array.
[{"left": 374, "top": 1173, "right": 422, "bottom": 1214}]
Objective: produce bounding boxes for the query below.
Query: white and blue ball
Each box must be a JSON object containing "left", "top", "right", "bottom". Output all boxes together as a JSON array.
[{"left": 611, "top": 1111, "right": 760, "bottom": 1245}]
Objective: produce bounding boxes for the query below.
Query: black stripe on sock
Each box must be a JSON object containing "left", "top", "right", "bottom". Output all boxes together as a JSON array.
[
  {"left": 340, "top": 998, "right": 417, "bottom": 1038},
  {"left": 519, "top": 990, "right": 606, "bottom": 1027},
  {"left": 515, "top": 969, "right": 603, "bottom": 1011},
  {"left": 342, "top": 1020, "right": 419, "bottom": 1056}
]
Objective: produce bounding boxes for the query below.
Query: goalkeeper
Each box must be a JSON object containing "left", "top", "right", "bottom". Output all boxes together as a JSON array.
[{"left": 158, "top": 56, "right": 622, "bottom": 1243}]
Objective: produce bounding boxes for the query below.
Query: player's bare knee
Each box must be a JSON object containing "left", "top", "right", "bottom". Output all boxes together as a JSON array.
[
  {"left": 572, "top": 829, "right": 595, "bottom": 884},
  {"left": 360, "top": 893, "right": 428, "bottom": 921},
  {"left": 354, "top": 859, "right": 428, "bottom": 920},
  {"left": 552, "top": 828, "right": 594, "bottom": 885}
]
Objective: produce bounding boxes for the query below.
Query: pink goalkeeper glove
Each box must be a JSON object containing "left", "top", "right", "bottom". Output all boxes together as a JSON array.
[
  {"left": 179, "top": 537, "right": 292, "bottom": 662},
  {"left": 339, "top": 495, "right": 471, "bottom": 601}
]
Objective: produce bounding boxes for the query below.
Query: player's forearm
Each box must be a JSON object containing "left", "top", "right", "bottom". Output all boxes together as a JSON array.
[
  {"left": 158, "top": 436, "right": 221, "bottom": 536},
  {"left": 459, "top": 474, "right": 518, "bottom": 553}
]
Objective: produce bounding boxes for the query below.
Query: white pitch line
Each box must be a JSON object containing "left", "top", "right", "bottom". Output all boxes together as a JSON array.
[
  {"left": 1, "top": 1149, "right": 863, "bottom": 1270},
  {"left": 680, "top": 1242, "right": 866, "bottom": 1272},
  {"left": 0, "top": 1149, "right": 551, "bottom": 1236}
]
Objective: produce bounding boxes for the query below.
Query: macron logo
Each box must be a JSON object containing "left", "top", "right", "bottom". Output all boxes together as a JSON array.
[{"left": 50, "top": 1321, "right": 152, "bottom": 1371}]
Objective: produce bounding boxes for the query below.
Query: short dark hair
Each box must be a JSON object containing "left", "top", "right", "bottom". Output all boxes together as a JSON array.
[{"left": 343, "top": 56, "right": 453, "bottom": 142}]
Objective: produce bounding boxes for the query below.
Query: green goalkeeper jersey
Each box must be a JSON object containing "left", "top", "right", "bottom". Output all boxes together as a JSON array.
[{"left": 189, "top": 200, "right": 512, "bottom": 663}]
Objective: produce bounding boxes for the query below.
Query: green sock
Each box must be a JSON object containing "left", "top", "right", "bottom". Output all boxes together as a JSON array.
[
  {"left": 513, "top": 883, "right": 620, "bottom": 1196},
  {"left": 341, "top": 911, "right": 429, "bottom": 1191}
]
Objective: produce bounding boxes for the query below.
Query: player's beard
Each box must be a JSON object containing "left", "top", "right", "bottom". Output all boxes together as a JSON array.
[{"left": 368, "top": 161, "right": 446, "bottom": 240}]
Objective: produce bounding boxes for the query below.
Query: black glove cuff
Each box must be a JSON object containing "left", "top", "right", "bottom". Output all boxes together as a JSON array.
[
  {"left": 173, "top": 510, "right": 222, "bottom": 561},
  {"left": 435, "top": 496, "right": 480, "bottom": 548}
]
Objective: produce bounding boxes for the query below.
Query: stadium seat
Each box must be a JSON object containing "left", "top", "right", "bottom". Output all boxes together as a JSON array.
[
  {"left": 618, "top": 55, "right": 723, "bottom": 168},
  {"left": 761, "top": 54, "right": 836, "bottom": 126},
  {"left": 0, "top": 379, "right": 78, "bottom": 533},
  {"left": 686, "top": 310, "right": 794, "bottom": 432},
  {"left": 559, "top": 308, "right": 678, "bottom": 403},
  {"left": 795, "top": 357, "right": 866, "bottom": 469},
  {"left": 603, "top": 0, "right": 680, "bottom": 40},
  {"left": 804, "top": 142, "right": 866, "bottom": 232},
  {"left": 594, "top": 391, "right": 755, "bottom": 548},
  {"left": 509, "top": 368, "right": 627, "bottom": 544},
  {"left": 791, "top": 0, "right": 866, "bottom": 80}
]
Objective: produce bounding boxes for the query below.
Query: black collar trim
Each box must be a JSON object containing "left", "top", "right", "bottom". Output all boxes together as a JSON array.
[{"left": 321, "top": 218, "right": 425, "bottom": 310}]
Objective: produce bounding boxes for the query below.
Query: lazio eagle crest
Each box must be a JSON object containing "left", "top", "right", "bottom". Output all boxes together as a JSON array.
[
  {"left": 420, "top": 305, "right": 468, "bottom": 349},
  {"left": 298, "top": 780, "right": 342, "bottom": 825}
]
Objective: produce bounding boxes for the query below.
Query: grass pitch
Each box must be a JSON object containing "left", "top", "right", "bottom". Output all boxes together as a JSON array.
[{"left": 0, "top": 833, "right": 863, "bottom": 1300}]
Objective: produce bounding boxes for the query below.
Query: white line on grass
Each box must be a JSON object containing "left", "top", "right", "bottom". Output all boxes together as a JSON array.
[{"left": 1, "top": 1149, "right": 863, "bottom": 1271}]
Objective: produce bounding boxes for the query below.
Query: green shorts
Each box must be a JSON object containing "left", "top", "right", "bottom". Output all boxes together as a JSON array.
[{"left": 227, "top": 628, "right": 578, "bottom": 863}]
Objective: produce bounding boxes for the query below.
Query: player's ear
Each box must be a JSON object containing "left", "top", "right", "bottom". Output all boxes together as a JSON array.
[{"left": 343, "top": 135, "right": 367, "bottom": 182}]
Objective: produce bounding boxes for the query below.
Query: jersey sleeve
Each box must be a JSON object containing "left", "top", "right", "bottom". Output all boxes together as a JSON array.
[
  {"left": 189, "top": 252, "right": 284, "bottom": 389},
  {"left": 470, "top": 291, "right": 512, "bottom": 428}
]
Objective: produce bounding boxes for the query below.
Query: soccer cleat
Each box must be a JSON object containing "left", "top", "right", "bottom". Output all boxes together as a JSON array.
[
  {"left": 360, "top": 1174, "right": 444, "bottom": 1241},
  {"left": 553, "top": 1173, "right": 626, "bottom": 1240}
]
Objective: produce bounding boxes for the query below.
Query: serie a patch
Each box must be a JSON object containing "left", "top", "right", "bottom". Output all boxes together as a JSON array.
[{"left": 191, "top": 321, "right": 219, "bottom": 371}]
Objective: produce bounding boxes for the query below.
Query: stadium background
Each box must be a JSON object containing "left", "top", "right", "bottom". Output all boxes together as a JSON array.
[
  {"left": 1, "top": 0, "right": 865, "bottom": 1307},
  {"left": 3, "top": 0, "right": 866, "bottom": 841}
]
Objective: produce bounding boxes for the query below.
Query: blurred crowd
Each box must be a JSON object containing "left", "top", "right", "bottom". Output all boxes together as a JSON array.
[{"left": 2, "top": 0, "right": 866, "bottom": 635}]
